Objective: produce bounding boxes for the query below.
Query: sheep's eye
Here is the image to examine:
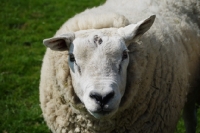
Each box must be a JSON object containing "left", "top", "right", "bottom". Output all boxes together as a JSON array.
[
  {"left": 122, "top": 50, "right": 128, "bottom": 60},
  {"left": 69, "top": 53, "right": 75, "bottom": 62}
]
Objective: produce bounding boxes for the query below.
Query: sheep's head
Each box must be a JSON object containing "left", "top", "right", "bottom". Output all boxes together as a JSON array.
[{"left": 43, "top": 15, "right": 155, "bottom": 119}]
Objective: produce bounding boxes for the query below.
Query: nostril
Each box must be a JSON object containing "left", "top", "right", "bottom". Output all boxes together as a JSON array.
[
  {"left": 89, "top": 92, "right": 102, "bottom": 102},
  {"left": 89, "top": 91, "right": 115, "bottom": 108},
  {"left": 102, "top": 91, "right": 115, "bottom": 104}
]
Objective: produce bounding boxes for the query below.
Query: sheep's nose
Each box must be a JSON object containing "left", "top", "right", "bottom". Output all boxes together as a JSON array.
[{"left": 89, "top": 91, "right": 115, "bottom": 108}]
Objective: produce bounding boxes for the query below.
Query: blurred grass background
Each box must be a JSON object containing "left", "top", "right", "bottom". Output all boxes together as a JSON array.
[{"left": 0, "top": 0, "right": 199, "bottom": 133}]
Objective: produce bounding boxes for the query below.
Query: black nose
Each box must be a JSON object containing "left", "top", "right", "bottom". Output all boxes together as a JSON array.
[{"left": 89, "top": 91, "right": 115, "bottom": 108}]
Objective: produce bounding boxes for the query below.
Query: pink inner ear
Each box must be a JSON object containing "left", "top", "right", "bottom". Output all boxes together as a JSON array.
[
  {"left": 50, "top": 39, "right": 68, "bottom": 50},
  {"left": 50, "top": 40, "right": 58, "bottom": 43}
]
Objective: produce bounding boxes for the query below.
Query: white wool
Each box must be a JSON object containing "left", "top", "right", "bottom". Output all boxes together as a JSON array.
[{"left": 40, "top": 0, "right": 200, "bottom": 133}]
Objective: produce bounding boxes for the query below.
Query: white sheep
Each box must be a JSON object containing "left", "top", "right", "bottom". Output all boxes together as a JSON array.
[{"left": 40, "top": 0, "right": 200, "bottom": 132}]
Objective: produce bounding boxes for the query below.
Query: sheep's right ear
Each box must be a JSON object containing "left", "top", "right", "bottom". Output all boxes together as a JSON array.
[{"left": 43, "top": 33, "right": 75, "bottom": 51}]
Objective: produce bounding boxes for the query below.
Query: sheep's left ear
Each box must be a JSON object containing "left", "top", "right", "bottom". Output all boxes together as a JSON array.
[
  {"left": 118, "top": 15, "right": 155, "bottom": 43},
  {"left": 43, "top": 33, "right": 75, "bottom": 51}
]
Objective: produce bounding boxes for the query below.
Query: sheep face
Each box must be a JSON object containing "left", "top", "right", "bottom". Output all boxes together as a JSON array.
[
  {"left": 43, "top": 15, "right": 155, "bottom": 119},
  {"left": 69, "top": 31, "right": 129, "bottom": 119}
]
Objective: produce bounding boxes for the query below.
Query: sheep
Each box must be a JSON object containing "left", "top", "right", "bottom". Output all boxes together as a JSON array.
[{"left": 40, "top": 0, "right": 200, "bottom": 132}]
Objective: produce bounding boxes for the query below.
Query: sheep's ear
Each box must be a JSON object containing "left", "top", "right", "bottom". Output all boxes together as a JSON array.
[
  {"left": 43, "top": 33, "right": 75, "bottom": 51},
  {"left": 118, "top": 15, "right": 155, "bottom": 43}
]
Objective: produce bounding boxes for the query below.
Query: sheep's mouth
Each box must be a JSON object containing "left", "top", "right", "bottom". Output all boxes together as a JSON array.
[{"left": 88, "top": 109, "right": 115, "bottom": 119}]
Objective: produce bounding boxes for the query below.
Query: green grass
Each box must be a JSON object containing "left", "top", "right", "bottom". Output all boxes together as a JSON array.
[{"left": 0, "top": 0, "right": 199, "bottom": 133}]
